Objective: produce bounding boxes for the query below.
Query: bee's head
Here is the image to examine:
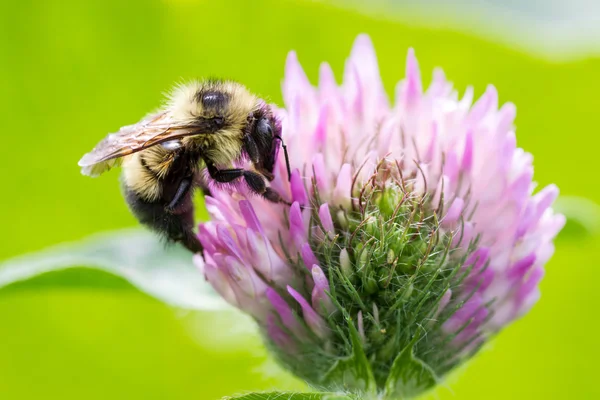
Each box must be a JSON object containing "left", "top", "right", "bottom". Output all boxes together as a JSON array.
[
  {"left": 250, "top": 104, "right": 288, "bottom": 179},
  {"left": 255, "top": 108, "right": 281, "bottom": 140}
]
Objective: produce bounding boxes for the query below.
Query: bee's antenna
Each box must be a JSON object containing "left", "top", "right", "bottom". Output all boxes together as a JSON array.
[{"left": 274, "top": 135, "right": 292, "bottom": 181}]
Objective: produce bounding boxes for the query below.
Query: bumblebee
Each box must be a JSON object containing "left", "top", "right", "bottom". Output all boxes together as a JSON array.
[{"left": 78, "top": 80, "right": 291, "bottom": 254}]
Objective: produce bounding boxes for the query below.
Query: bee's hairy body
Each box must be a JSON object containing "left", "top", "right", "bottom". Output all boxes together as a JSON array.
[
  {"left": 122, "top": 145, "right": 203, "bottom": 252},
  {"left": 81, "top": 79, "right": 289, "bottom": 254},
  {"left": 121, "top": 81, "right": 253, "bottom": 203}
]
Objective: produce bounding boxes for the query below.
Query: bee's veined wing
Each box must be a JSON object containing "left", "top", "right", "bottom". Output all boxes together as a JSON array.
[{"left": 78, "top": 112, "right": 200, "bottom": 177}]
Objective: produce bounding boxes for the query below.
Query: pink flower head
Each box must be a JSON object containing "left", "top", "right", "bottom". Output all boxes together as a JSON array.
[{"left": 195, "top": 35, "right": 564, "bottom": 395}]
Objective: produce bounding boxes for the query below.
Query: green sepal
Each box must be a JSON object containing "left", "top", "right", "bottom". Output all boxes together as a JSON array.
[
  {"left": 322, "top": 316, "right": 377, "bottom": 394},
  {"left": 383, "top": 329, "right": 438, "bottom": 399}
]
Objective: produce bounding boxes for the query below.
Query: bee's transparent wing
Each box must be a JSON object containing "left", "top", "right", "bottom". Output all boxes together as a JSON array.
[{"left": 78, "top": 112, "right": 200, "bottom": 177}]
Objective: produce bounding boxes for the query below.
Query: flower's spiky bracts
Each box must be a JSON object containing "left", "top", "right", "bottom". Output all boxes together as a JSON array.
[{"left": 194, "top": 35, "right": 565, "bottom": 398}]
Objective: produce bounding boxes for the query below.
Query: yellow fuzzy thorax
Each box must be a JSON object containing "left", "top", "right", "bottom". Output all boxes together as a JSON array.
[
  {"left": 122, "top": 80, "right": 264, "bottom": 201},
  {"left": 169, "top": 80, "right": 261, "bottom": 166}
]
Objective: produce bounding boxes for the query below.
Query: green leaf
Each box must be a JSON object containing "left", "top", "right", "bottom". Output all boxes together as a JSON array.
[
  {"left": 383, "top": 331, "right": 438, "bottom": 399},
  {"left": 0, "top": 229, "right": 229, "bottom": 310},
  {"left": 323, "top": 317, "right": 377, "bottom": 394},
  {"left": 223, "top": 392, "right": 352, "bottom": 400},
  {"left": 554, "top": 196, "right": 600, "bottom": 238}
]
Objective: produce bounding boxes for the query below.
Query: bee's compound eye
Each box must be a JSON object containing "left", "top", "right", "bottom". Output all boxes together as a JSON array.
[
  {"left": 257, "top": 118, "right": 272, "bottom": 137},
  {"left": 161, "top": 140, "right": 182, "bottom": 151}
]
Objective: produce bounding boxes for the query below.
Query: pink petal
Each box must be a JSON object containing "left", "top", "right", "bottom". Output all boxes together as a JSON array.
[
  {"left": 289, "top": 201, "right": 307, "bottom": 250},
  {"left": 216, "top": 225, "right": 243, "bottom": 260},
  {"left": 468, "top": 85, "right": 497, "bottom": 125},
  {"left": 402, "top": 48, "right": 422, "bottom": 104},
  {"left": 239, "top": 200, "right": 263, "bottom": 233},
  {"left": 283, "top": 51, "right": 312, "bottom": 108},
  {"left": 311, "top": 265, "right": 335, "bottom": 314},
  {"left": 318, "top": 204, "right": 335, "bottom": 235},
  {"left": 319, "top": 62, "right": 338, "bottom": 97},
  {"left": 301, "top": 243, "right": 319, "bottom": 271},
  {"left": 287, "top": 286, "right": 329, "bottom": 339},
  {"left": 507, "top": 253, "right": 537, "bottom": 280},
  {"left": 461, "top": 130, "right": 474, "bottom": 172},
  {"left": 496, "top": 102, "right": 517, "bottom": 136},
  {"left": 266, "top": 314, "right": 296, "bottom": 352},
  {"left": 266, "top": 288, "right": 306, "bottom": 337},
  {"left": 290, "top": 169, "right": 308, "bottom": 205},
  {"left": 311, "top": 153, "right": 328, "bottom": 195},
  {"left": 444, "top": 197, "right": 465, "bottom": 225},
  {"left": 313, "top": 103, "right": 330, "bottom": 149},
  {"left": 333, "top": 163, "right": 352, "bottom": 209}
]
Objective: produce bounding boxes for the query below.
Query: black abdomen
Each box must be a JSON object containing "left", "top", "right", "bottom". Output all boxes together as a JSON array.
[
  {"left": 122, "top": 148, "right": 203, "bottom": 253},
  {"left": 123, "top": 183, "right": 202, "bottom": 253}
]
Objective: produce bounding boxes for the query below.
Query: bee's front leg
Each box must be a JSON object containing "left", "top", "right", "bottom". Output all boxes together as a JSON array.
[
  {"left": 205, "top": 162, "right": 288, "bottom": 204},
  {"left": 241, "top": 170, "right": 286, "bottom": 204}
]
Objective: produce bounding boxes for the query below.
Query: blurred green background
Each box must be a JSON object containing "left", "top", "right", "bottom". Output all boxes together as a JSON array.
[{"left": 1, "top": 0, "right": 599, "bottom": 399}]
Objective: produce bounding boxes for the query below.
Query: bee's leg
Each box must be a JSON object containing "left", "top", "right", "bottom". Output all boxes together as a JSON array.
[
  {"left": 241, "top": 170, "right": 286, "bottom": 204},
  {"left": 166, "top": 177, "right": 193, "bottom": 211},
  {"left": 205, "top": 163, "right": 288, "bottom": 204},
  {"left": 271, "top": 135, "right": 291, "bottom": 181},
  {"left": 206, "top": 165, "right": 245, "bottom": 183}
]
